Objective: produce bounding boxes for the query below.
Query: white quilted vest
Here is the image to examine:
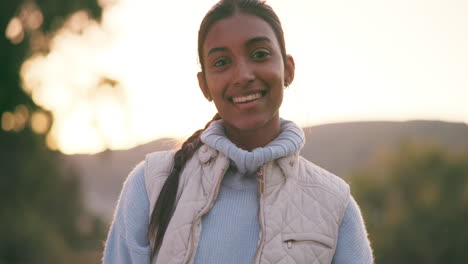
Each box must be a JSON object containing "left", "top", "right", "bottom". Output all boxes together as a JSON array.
[{"left": 145, "top": 145, "right": 350, "bottom": 264}]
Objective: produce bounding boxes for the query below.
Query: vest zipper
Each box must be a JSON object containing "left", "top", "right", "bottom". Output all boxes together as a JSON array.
[
  {"left": 253, "top": 166, "right": 265, "bottom": 264},
  {"left": 183, "top": 164, "right": 229, "bottom": 264}
]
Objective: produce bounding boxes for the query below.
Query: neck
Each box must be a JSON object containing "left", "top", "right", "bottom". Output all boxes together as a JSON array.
[{"left": 223, "top": 117, "right": 281, "bottom": 151}]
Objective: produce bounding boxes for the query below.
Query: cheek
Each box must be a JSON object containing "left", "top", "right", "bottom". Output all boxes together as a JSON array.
[
  {"left": 264, "top": 69, "right": 285, "bottom": 89},
  {"left": 262, "top": 60, "right": 286, "bottom": 83},
  {"left": 206, "top": 78, "right": 222, "bottom": 97},
  {"left": 205, "top": 74, "right": 226, "bottom": 94}
]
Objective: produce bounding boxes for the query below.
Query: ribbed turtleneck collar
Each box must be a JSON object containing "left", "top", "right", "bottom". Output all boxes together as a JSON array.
[{"left": 200, "top": 119, "right": 305, "bottom": 175}]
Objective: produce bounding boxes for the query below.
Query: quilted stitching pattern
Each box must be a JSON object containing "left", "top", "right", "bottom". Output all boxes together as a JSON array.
[
  {"left": 256, "top": 159, "right": 349, "bottom": 264},
  {"left": 145, "top": 146, "right": 349, "bottom": 264}
]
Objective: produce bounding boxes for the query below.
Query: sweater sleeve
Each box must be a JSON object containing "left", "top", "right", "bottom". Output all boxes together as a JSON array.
[
  {"left": 332, "top": 196, "right": 374, "bottom": 264},
  {"left": 102, "top": 161, "right": 151, "bottom": 264}
]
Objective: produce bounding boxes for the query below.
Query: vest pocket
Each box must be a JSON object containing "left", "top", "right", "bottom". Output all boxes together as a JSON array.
[{"left": 282, "top": 232, "right": 334, "bottom": 249}]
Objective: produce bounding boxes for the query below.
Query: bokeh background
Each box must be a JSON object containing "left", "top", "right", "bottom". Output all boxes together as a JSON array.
[{"left": 1, "top": 0, "right": 467, "bottom": 263}]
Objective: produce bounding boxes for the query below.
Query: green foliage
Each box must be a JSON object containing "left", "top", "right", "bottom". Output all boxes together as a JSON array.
[
  {"left": 1, "top": 1, "right": 106, "bottom": 263},
  {"left": 0, "top": 129, "right": 107, "bottom": 264},
  {"left": 352, "top": 142, "right": 468, "bottom": 264}
]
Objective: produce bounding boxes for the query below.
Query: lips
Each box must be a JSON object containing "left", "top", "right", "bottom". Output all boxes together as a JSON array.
[{"left": 230, "top": 91, "right": 266, "bottom": 104}]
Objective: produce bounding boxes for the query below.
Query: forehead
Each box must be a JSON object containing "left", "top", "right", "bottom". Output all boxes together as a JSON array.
[{"left": 203, "top": 12, "right": 279, "bottom": 54}]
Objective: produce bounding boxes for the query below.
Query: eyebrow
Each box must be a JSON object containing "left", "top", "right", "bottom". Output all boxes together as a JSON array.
[
  {"left": 207, "top": 36, "right": 272, "bottom": 56},
  {"left": 246, "top": 36, "right": 271, "bottom": 46},
  {"left": 208, "top": 47, "right": 228, "bottom": 56}
]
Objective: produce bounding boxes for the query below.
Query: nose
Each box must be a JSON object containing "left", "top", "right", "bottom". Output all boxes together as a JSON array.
[{"left": 232, "top": 59, "right": 255, "bottom": 87}]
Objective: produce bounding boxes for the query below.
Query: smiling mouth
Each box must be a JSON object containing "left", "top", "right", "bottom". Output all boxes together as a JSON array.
[{"left": 231, "top": 91, "right": 266, "bottom": 104}]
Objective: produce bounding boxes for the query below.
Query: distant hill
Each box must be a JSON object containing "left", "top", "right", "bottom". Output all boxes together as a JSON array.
[
  {"left": 301, "top": 120, "right": 468, "bottom": 178},
  {"left": 62, "top": 120, "right": 468, "bottom": 221}
]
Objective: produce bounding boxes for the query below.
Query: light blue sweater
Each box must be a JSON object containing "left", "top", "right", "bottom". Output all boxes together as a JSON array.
[{"left": 103, "top": 120, "right": 373, "bottom": 263}]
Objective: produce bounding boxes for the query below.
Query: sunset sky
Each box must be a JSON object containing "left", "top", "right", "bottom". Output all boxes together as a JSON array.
[{"left": 17, "top": 0, "right": 468, "bottom": 154}]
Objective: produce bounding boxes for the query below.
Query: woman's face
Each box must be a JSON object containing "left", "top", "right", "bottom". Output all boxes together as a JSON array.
[{"left": 198, "top": 12, "right": 294, "bottom": 134}]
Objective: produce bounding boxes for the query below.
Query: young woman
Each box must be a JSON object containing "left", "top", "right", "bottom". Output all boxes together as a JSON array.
[{"left": 103, "top": 0, "right": 374, "bottom": 263}]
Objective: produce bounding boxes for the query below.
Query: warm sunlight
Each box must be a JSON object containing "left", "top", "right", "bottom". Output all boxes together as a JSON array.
[{"left": 19, "top": 0, "right": 468, "bottom": 154}]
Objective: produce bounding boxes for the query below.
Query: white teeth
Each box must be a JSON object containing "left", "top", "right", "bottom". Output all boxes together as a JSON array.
[{"left": 232, "top": 92, "right": 262, "bottom": 103}]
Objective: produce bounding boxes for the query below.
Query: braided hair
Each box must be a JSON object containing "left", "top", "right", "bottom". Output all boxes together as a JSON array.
[{"left": 148, "top": 113, "right": 220, "bottom": 257}]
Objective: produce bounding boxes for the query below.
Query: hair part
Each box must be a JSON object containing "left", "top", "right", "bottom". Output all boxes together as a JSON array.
[{"left": 148, "top": 0, "right": 287, "bottom": 258}]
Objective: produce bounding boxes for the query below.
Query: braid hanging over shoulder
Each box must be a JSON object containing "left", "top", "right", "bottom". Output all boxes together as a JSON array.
[{"left": 148, "top": 113, "right": 221, "bottom": 256}]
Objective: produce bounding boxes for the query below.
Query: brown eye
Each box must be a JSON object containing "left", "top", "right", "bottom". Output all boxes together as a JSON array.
[
  {"left": 213, "top": 57, "right": 231, "bottom": 67},
  {"left": 251, "top": 50, "right": 271, "bottom": 60}
]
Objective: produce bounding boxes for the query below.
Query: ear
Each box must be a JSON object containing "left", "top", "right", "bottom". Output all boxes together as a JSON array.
[
  {"left": 284, "top": 55, "right": 295, "bottom": 86},
  {"left": 197, "top": 72, "right": 212, "bottom": 101}
]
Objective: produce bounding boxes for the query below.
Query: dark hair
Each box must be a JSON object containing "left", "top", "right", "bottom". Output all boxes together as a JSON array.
[
  {"left": 198, "top": 0, "right": 288, "bottom": 72},
  {"left": 148, "top": 0, "right": 287, "bottom": 257}
]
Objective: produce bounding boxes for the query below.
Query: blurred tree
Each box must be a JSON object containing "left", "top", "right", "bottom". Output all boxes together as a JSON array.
[
  {"left": 1, "top": 0, "right": 105, "bottom": 263},
  {"left": 352, "top": 142, "right": 468, "bottom": 264}
]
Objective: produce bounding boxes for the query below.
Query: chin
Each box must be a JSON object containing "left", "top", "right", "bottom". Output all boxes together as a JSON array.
[{"left": 228, "top": 114, "right": 279, "bottom": 132}]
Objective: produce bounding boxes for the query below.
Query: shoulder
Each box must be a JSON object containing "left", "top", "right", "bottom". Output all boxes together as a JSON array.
[
  {"left": 119, "top": 161, "right": 146, "bottom": 202},
  {"left": 104, "top": 161, "right": 152, "bottom": 259},
  {"left": 145, "top": 150, "right": 177, "bottom": 175},
  {"left": 113, "top": 161, "right": 149, "bottom": 229},
  {"left": 294, "top": 155, "right": 350, "bottom": 203},
  {"left": 144, "top": 150, "right": 177, "bottom": 183},
  {"left": 143, "top": 150, "right": 178, "bottom": 207}
]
